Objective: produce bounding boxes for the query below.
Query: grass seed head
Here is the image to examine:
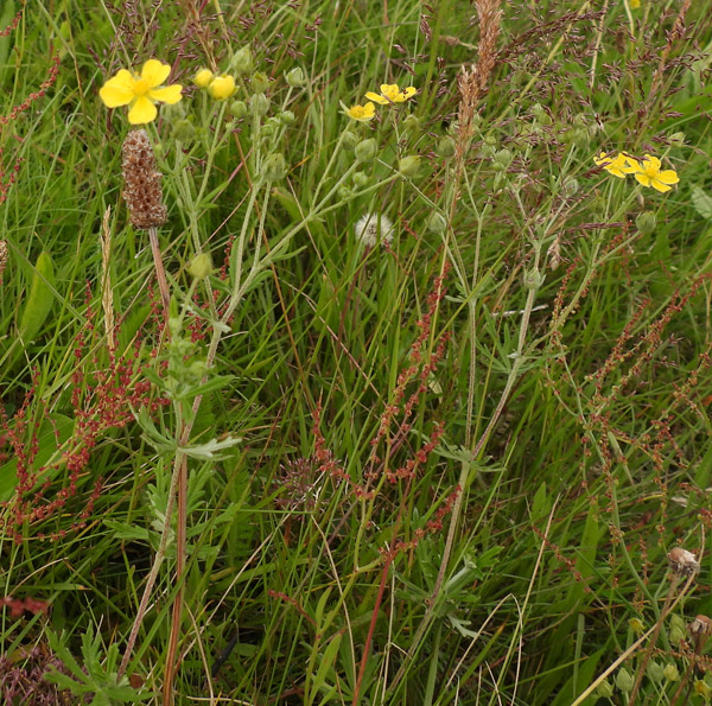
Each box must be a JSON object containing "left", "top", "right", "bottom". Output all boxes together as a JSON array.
[{"left": 0, "top": 239, "right": 7, "bottom": 280}]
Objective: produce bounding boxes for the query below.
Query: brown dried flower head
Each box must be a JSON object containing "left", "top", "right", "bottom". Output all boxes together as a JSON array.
[
  {"left": 667, "top": 547, "right": 700, "bottom": 577},
  {"left": 689, "top": 615, "right": 712, "bottom": 637},
  {"left": 121, "top": 129, "right": 167, "bottom": 229}
]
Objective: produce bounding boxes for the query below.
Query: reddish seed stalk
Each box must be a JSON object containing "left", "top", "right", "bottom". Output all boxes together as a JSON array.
[{"left": 352, "top": 553, "right": 393, "bottom": 706}]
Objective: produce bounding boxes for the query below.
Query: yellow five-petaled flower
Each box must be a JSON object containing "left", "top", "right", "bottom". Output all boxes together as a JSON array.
[
  {"left": 634, "top": 154, "right": 680, "bottom": 193},
  {"left": 346, "top": 102, "right": 376, "bottom": 122},
  {"left": 99, "top": 59, "right": 182, "bottom": 125},
  {"left": 593, "top": 151, "right": 640, "bottom": 178},
  {"left": 365, "top": 83, "right": 417, "bottom": 105}
]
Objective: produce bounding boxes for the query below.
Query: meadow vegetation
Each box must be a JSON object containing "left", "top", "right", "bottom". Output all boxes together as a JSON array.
[{"left": 0, "top": 0, "right": 711, "bottom": 704}]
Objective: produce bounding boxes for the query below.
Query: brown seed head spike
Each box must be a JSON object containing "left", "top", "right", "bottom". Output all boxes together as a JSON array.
[
  {"left": 0, "top": 240, "right": 7, "bottom": 280},
  {"left": 121, "top": 129, "right": 167, "bottom": 230}
]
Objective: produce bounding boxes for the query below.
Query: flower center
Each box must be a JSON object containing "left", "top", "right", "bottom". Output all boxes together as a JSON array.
[{"left": 133, "top": 77, "right": 150, "bottom": 96}]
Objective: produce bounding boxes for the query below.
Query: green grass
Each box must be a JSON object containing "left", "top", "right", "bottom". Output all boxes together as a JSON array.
[{"left": 1, "top": 0, "right": 711, "bottom": 704}]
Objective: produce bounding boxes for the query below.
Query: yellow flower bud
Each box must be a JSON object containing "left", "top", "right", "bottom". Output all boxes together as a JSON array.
[
  {"left": 208, "top": 74, "right": 237, "bottom": 100},
  {"left": 194, "top": 68, "right": 214, "bottom": 88}
]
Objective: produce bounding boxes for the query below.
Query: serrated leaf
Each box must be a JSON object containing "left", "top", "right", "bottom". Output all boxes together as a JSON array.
[{"left": 691, "top": 185, "right": 712, "bottom": 220}]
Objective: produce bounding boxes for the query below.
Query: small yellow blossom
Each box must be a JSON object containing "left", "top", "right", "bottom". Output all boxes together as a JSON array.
[
  {"left": 634, "top": 154, "right": 680, "bottom": 193},
  {"left": 630, "top": 0, "right": 641, "bottom": 8},
  {"left": 99, "top": 59, "right": 182, "bottom": 125},
  {"left": 346, "top": 102, "right": 375, "bottom": 122},
  {"left": 593, "top": 151, "right": 640, "bottom": 178},
  {"left": 208, "top": 74, "right": 237, "bottom": 100},
  {"left": 365, "top": 83, "right": 417, "bottom": 105},
  {"left": 194, "top": 68, "right": 214, "bottom": 88}
]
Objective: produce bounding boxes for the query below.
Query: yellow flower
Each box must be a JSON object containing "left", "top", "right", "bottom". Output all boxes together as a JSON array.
[
  {"left": 208, "top": 74, "right": 237, "bottom": 100},
  {"left": 593, "top": 151, "right": 640, "bottom": 178},
  {"left": 630, "top": 0, "right": 641, "bottom": 8},
  {"left": 99, "top": 59, "right": 182, "bottom": 125},
  {"left": 634, "top": 154, "right": 680, "bottom": 192},
  {"left": 365, "top": 83, "right": 417, "bottom": 105},
  {"left": 346, "top": 102, "right": 375, "bottom": 122},
  {"left": 194, "top": 68, "right": 214, "bottom": 88}
]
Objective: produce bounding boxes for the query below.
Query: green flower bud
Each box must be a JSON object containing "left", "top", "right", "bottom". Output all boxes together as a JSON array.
[
  {"left": 231, "top": 46, "right": 253, "bottom": 75},
  {"left": 285, "top": 67, "right": 306, "bottom": 87},
  {"left": 194, "top": 68, "right": 214, "bottom": 88},
  {"left": 669, "top": 131, "right": 686, "bottom": 146},
  {"left": 171, "top": 118, "right": 196, "bottom": 143},
  {"left": 573, "top": 113, "right": 588, "bottom": 128},
  {"left": 647, "top": 660, "right": 664, "bottom": 684},
  {"left": 337, "top": 184, "right": 352, "bottom": 199},
  {"left": 354, "top": 138, "right": 377, "bottom": 163},
  {"left": 628, "top": 617, "right": 644, "bottom": 635},
  {"left": 663, "top": 663, "right": 680, "bottom": 682},
  {"left": 263, "top": 153, "right": 287, "bottom": 182},
  {"left": 398, "top": 155, "right": 420, "bottom": 177},
  {"left": 426, "top": 212, "right": 447, "bottom": 234},
  {"left": 188, "top": 359, "right": 209, "bottom": 379},
  {"left": 636, "top": 211, "right": 657, "bottom": 235},
  {"left": 229, "top": 99, "right": 248, "bottom": 118},
  {"left": 251, "top": 71, "right": 270, "bottom": 93},
  {"left": 402, "top": 114, "right": 422, "bottom": 132},
  {"left": 532, "top": 103, "right": 551, "bottom": 125},
  {"left": 352, "top": 171, "right": 369, "bottom": 188},
  {"left": 483, "top": 133, "right": 497, "bottom": 147},
  {"left": 563, "top": 176, "right": 579, "bottom": 196},
  {"left": 437, "top": 136, "right": 456, "bottom": 159},
  {"left": 279, "top": 110, "right": 296, "bottom": 125},
  {"left": 249, "top": 92, "right": 270, "bottom": 117},
  {"left": 568, "top": 127, "right": 589, "bottom": 148},
  {"left": 480, "top": 144, "right": 496, "bottom": 158},
  {"left": 493, "top": 148, "right": 513, "bottom": 169},
  {"left": 260, "top": 121, "right": 276, "bottom": 137},
  {"left": 523, "top": 266, "right": 544, "bottom": 290},
  {"left": 595, "top": 679, "right": 614, "bottom": 698},
  {"left": 188, "top": 253, "right": 213, "bottom": 280},
  {"left": 670, "top": 614, "right": 686, "bottom": 645},
  {"left": 616, "top": 667, "right": 634, "bottom": 693},
  {"left": 343, "top": 130, "right": 359, "bottom": 148}
]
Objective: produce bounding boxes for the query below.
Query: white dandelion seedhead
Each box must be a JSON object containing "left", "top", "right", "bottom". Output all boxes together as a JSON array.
[{"left": 354, "top": 212, "right": 394, "bottom": 248}]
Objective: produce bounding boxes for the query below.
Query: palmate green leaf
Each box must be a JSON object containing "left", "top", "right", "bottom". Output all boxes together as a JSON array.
[
  {"left": 177, "top": 433, "right": 242, "bottom": 460},
  {"left": 691, "top": 185, "right": 712, "bottom": 220}
]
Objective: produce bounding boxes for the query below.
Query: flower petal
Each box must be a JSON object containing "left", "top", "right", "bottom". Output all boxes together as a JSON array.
[
  {"left": 641, "top": 154, "right": 661, "bottom": 171},
  {"left": 619, "top": 154, "right": 641, "bottom": 173},
  {"left": 365, "top": 91, "right": 389, "bottom": 104},
  {"left": 401, "top": 86, "right": 417, "bottom": 99},
  {"left": 128, "top": 96, "right": 157, "bottom": 124},
  {"left": 651, "top": 179, "right": 672, "bottom": 193},
  {"left": 657, "top": 169, "right": 679, "bottom": 185},
  {"left": 635, "top": 172, "right": 652, "bottom": 187},
  {"left": 99, "top": 70, "right": 135, "bottom": 107},
  {"left": 149, "top": 84, "right": 183, "bottom": 104},
  {"left": 141, "top": 59, "right": 171, "bottom": 88}
]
